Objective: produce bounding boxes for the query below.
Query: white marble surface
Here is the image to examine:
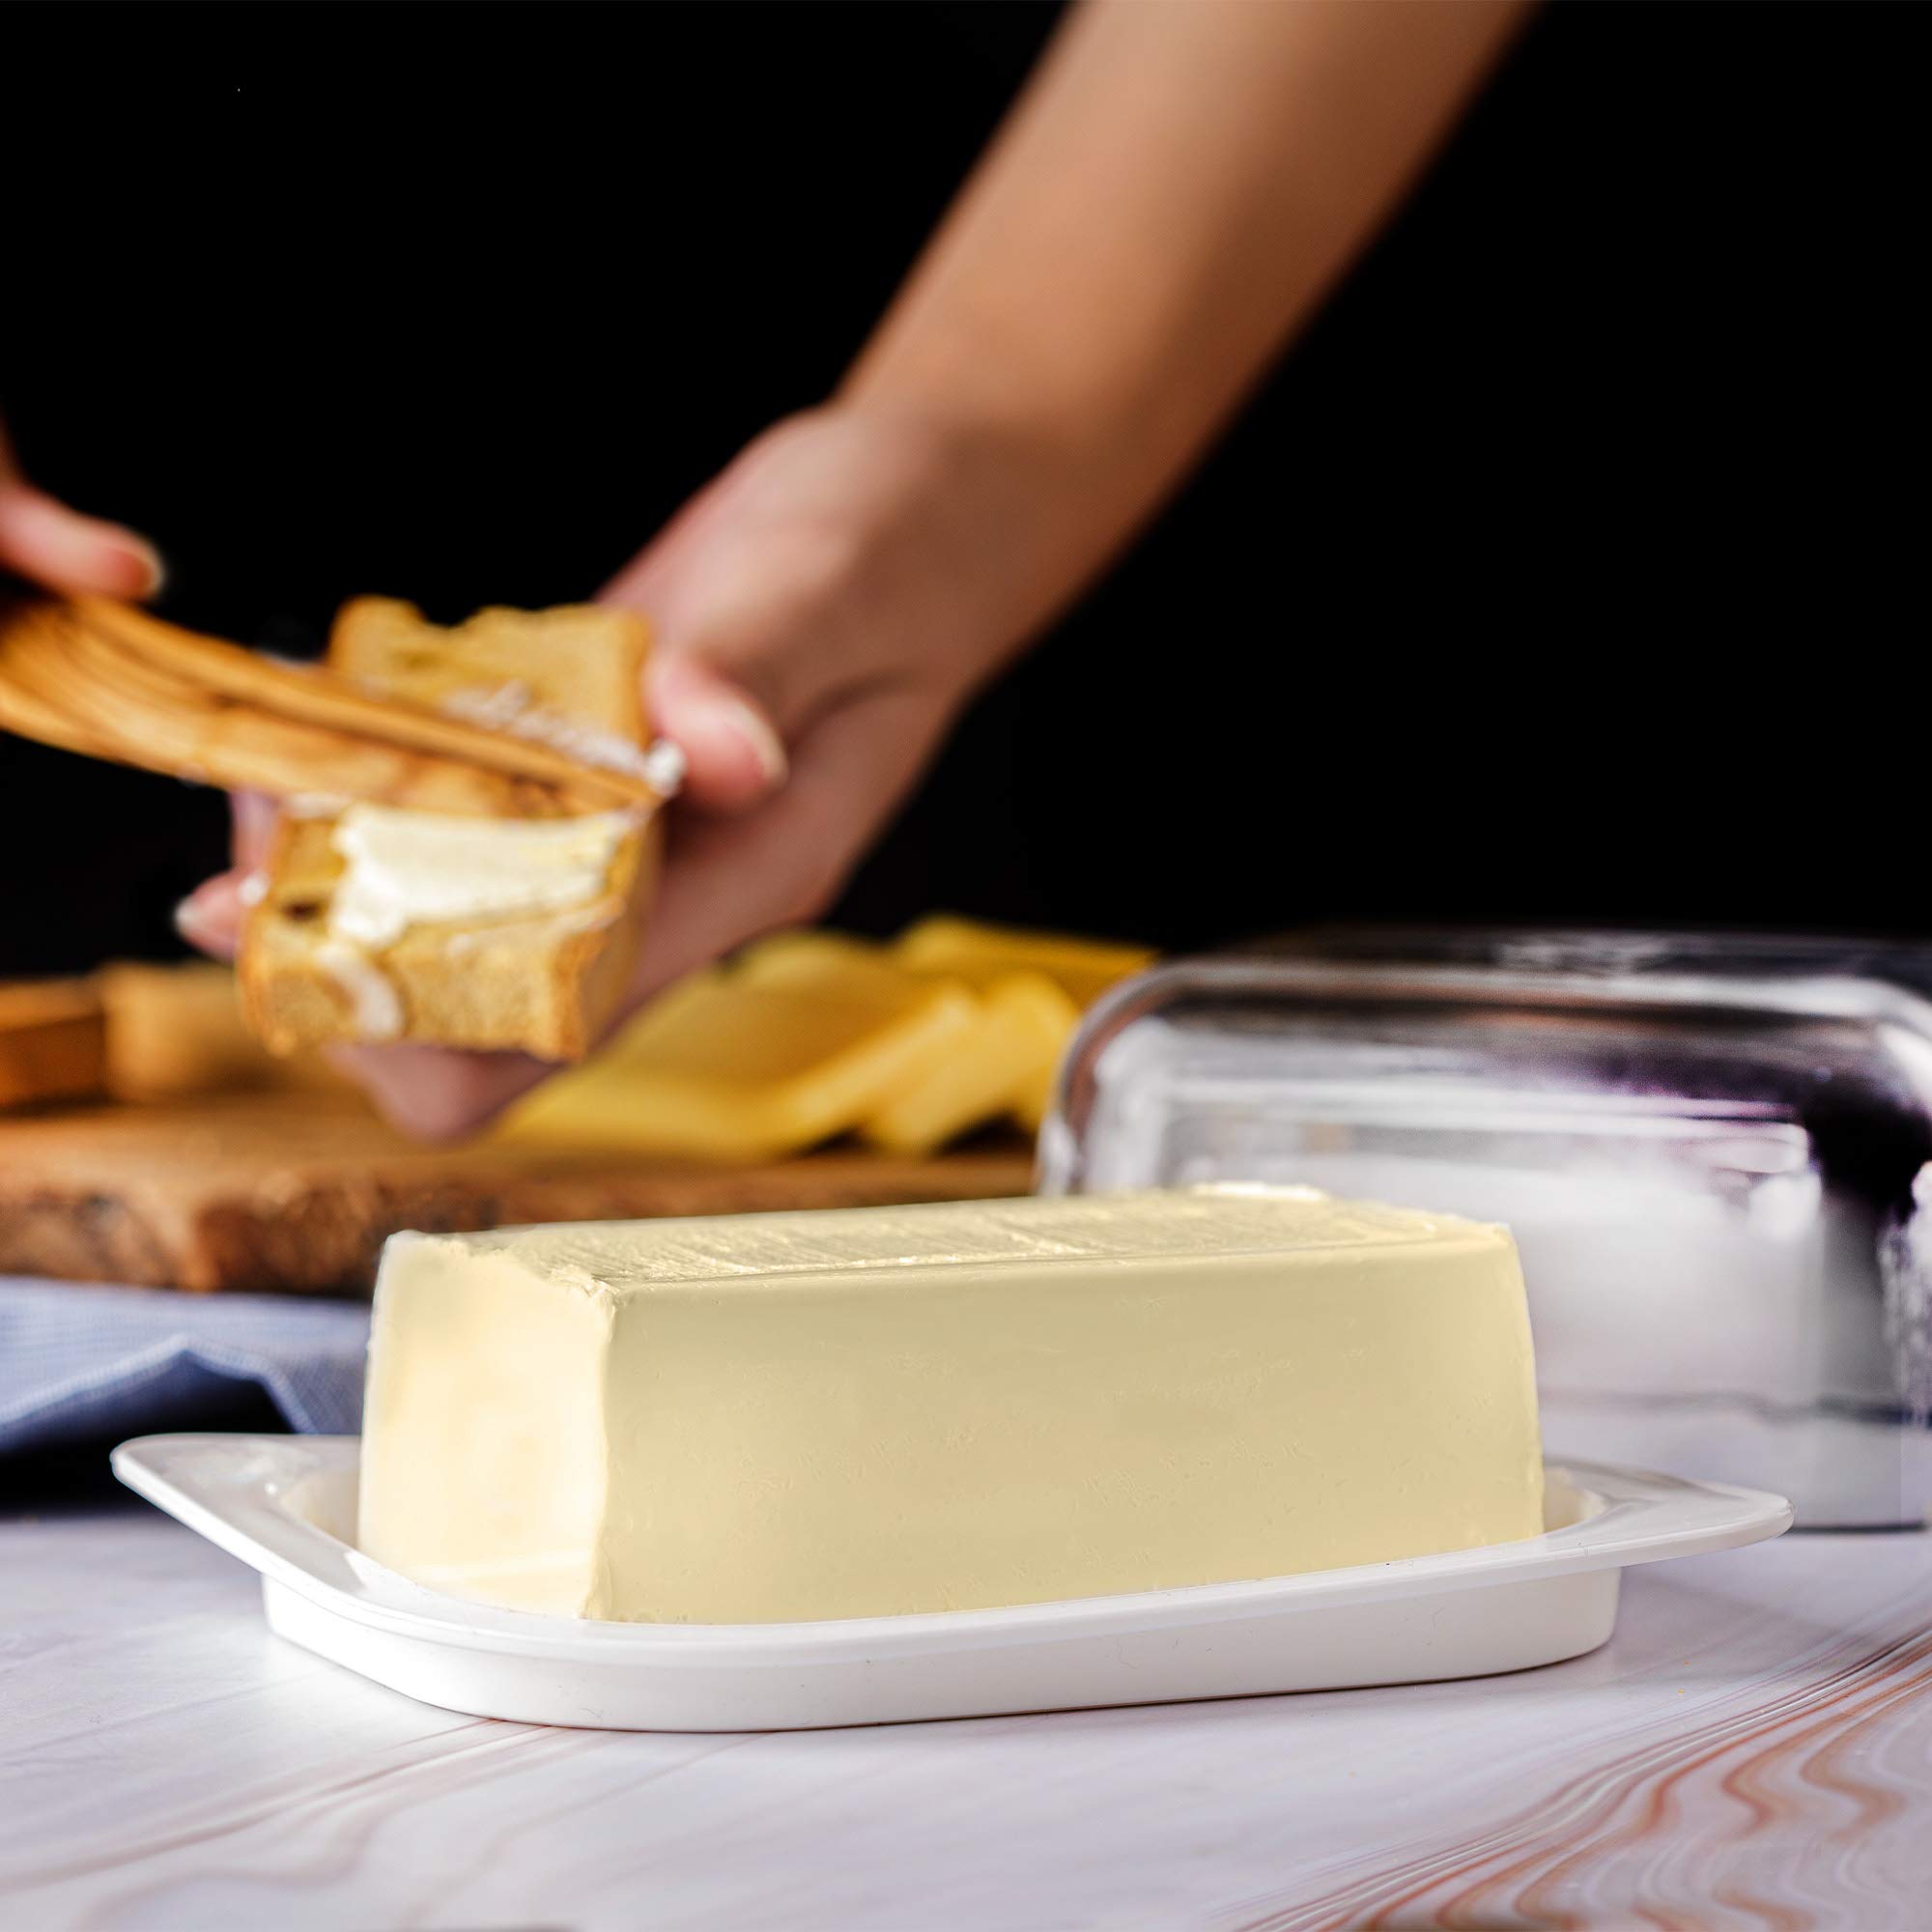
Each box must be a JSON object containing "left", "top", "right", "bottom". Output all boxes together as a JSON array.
[{"left": 3, "top": 1462, "right": 1930, "bottom": 1932}]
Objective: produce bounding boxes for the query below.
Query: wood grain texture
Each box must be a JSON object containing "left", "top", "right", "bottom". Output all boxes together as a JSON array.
[
  {"left": 0, "top": 1095, "right": 1035, "bottom": 1293},
  {"left": 2, "top": 1490, "right": 1926, "bottom": 1930}
]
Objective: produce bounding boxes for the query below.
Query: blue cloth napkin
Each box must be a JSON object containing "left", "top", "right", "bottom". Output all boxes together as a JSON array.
[{"left": 0, "top": 1277, "right": 370, "bottom": 1454}]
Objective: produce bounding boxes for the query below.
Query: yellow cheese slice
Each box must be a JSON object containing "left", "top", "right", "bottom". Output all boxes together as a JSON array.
[
  {"left": 892, "top": 915, "right": 1153, "bottom": 1007},
  {"left": 863, "top": 971, "right": 1079, "bottom": 1155},
  {"left": 733, "top": 928, "right": 898, "bottom": 989},
  {"left": 1008, "top": 976, "right": 1083, "bottom": 1135},
  {"left": 498, "top": 924, "right": 1141, "bottom": 1164},
  {"left": 741, "top": 935, "right": 1080, "bottom": 1149},
  {"left": 497, "top": 963, "right": 976, "bottom": 1162}
]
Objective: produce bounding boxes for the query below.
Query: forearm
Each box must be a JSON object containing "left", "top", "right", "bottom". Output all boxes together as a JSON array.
[{"left": 843, "top": 0, "right": 1531, "bottom": 646}]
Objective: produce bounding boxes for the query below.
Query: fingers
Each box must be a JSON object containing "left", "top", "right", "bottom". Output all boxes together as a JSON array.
[
  {"left": 605, "top": 412, "right": 974, "bottom": 822},
  {"left": 173, "top": 869, "right": 251, "bottom": 960},
  {"left": 623, "top": 682, "right": 953, "bottom": 1008},
  {"left": 610, "top": 493, "right": 805, "bottom": 817},
  {"left": 644, "top": 655, "right": 788, "bottom": 812},
  {"left": 0, "top": 476, "right": 163, "bottom": 599},
  {"left": 174, "top": 792, "right": 279, "bottom": 960}
]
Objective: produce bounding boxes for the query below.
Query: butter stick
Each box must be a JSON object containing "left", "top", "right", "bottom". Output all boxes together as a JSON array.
[{"left": 358, "top": 1189, "right": 1546, "bottom": 1624}]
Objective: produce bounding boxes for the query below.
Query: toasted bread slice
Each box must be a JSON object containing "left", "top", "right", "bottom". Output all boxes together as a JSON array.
[
  {"left": 241, "top": 600, "right": 660, "bottom": 1062},
  {"left": 330, "top": 598, "right": 648, "bottom": 756}
]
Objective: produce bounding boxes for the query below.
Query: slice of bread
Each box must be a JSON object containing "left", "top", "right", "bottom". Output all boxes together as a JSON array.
[
  {"left": 330, "top": 598, "right": 648, "bottom": 753},
  {"left": 240, "top": 600, "right": 660, "bottom": 1063}
]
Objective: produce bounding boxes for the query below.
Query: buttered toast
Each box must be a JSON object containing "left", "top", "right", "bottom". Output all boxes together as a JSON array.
[{"left": 241, "top": 600, "right": 664, "bottom": 1061}]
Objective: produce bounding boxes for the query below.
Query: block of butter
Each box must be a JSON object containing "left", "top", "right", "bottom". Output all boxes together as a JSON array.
[{"left": 359, "top": 1189, "right": 1545, "bottom": 1624}]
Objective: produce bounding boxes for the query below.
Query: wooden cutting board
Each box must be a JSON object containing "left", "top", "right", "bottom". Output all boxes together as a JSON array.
[{"left": 0, "top": 1094, "right": 1035, "bottom": 1295}]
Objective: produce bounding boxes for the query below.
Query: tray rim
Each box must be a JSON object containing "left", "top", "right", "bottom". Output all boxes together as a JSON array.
[{"left": 111, "top": 1433, "right": 1792, "bottom": 1665}]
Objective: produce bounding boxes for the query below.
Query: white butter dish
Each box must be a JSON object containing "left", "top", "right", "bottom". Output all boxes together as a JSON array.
[{"left": 112, "top": 1435, "right": 1790, "bottom": 1731}]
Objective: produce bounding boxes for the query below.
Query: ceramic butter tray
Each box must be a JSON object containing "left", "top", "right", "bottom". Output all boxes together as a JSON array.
[{"left": 114, "top": 1434, "right": 1791, "bottom": 1732}]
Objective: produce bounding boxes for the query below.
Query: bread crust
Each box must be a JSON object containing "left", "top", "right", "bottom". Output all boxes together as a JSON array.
[{"left": 239, "top": 602, "right": 659, "bottom": 1061}]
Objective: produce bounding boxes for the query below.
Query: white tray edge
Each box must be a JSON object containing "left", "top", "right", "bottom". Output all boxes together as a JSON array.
[{"left": 111, "top": 1434, "right": 1793, "bottom": 1665}]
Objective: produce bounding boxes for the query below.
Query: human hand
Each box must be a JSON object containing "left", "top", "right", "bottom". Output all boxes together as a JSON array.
[
  {"left": 179, "top": 405, "right": 1038, "bottom": 1137},
  {"left": 0, "top": 421, "right": 162, "bottom": 598}
]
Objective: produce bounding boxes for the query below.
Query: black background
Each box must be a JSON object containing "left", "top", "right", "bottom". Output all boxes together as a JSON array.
[{"left": 2, "top": 0, "right": 1923, "bottom": 978}]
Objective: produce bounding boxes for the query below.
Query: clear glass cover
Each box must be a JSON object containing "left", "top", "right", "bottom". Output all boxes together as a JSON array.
[{"left": 1039, "top": 928, "right": 1932, "bottom": 1527}]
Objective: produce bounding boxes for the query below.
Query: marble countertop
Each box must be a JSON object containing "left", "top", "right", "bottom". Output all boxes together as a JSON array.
[{"left": 3, "top": 1455, "right": 1929, "bottom": 1932}]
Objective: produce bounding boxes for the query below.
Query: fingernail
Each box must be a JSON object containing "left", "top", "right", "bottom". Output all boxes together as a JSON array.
[
  {"left": 86, "top": 520, "right": 165, "bottom": 600},
  {"left": 236, "top": 869, "right": 269, "bottom": 907},
  {"left": 117, "top": 532, "right": 166, "bottom": 600},
  {"left": 0, "top": 489, "right": 165, "bottom": 600},
  {"left": 715, "top": 691, "right": 788, "bottom": 787},
  {"left": 173, "top": 888, "right": 221, "bottom": 951}
]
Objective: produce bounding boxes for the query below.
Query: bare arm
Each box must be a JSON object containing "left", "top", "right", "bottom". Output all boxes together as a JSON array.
[{"left": 844, "top": 0, "right": 1532, "bottom": 655}]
